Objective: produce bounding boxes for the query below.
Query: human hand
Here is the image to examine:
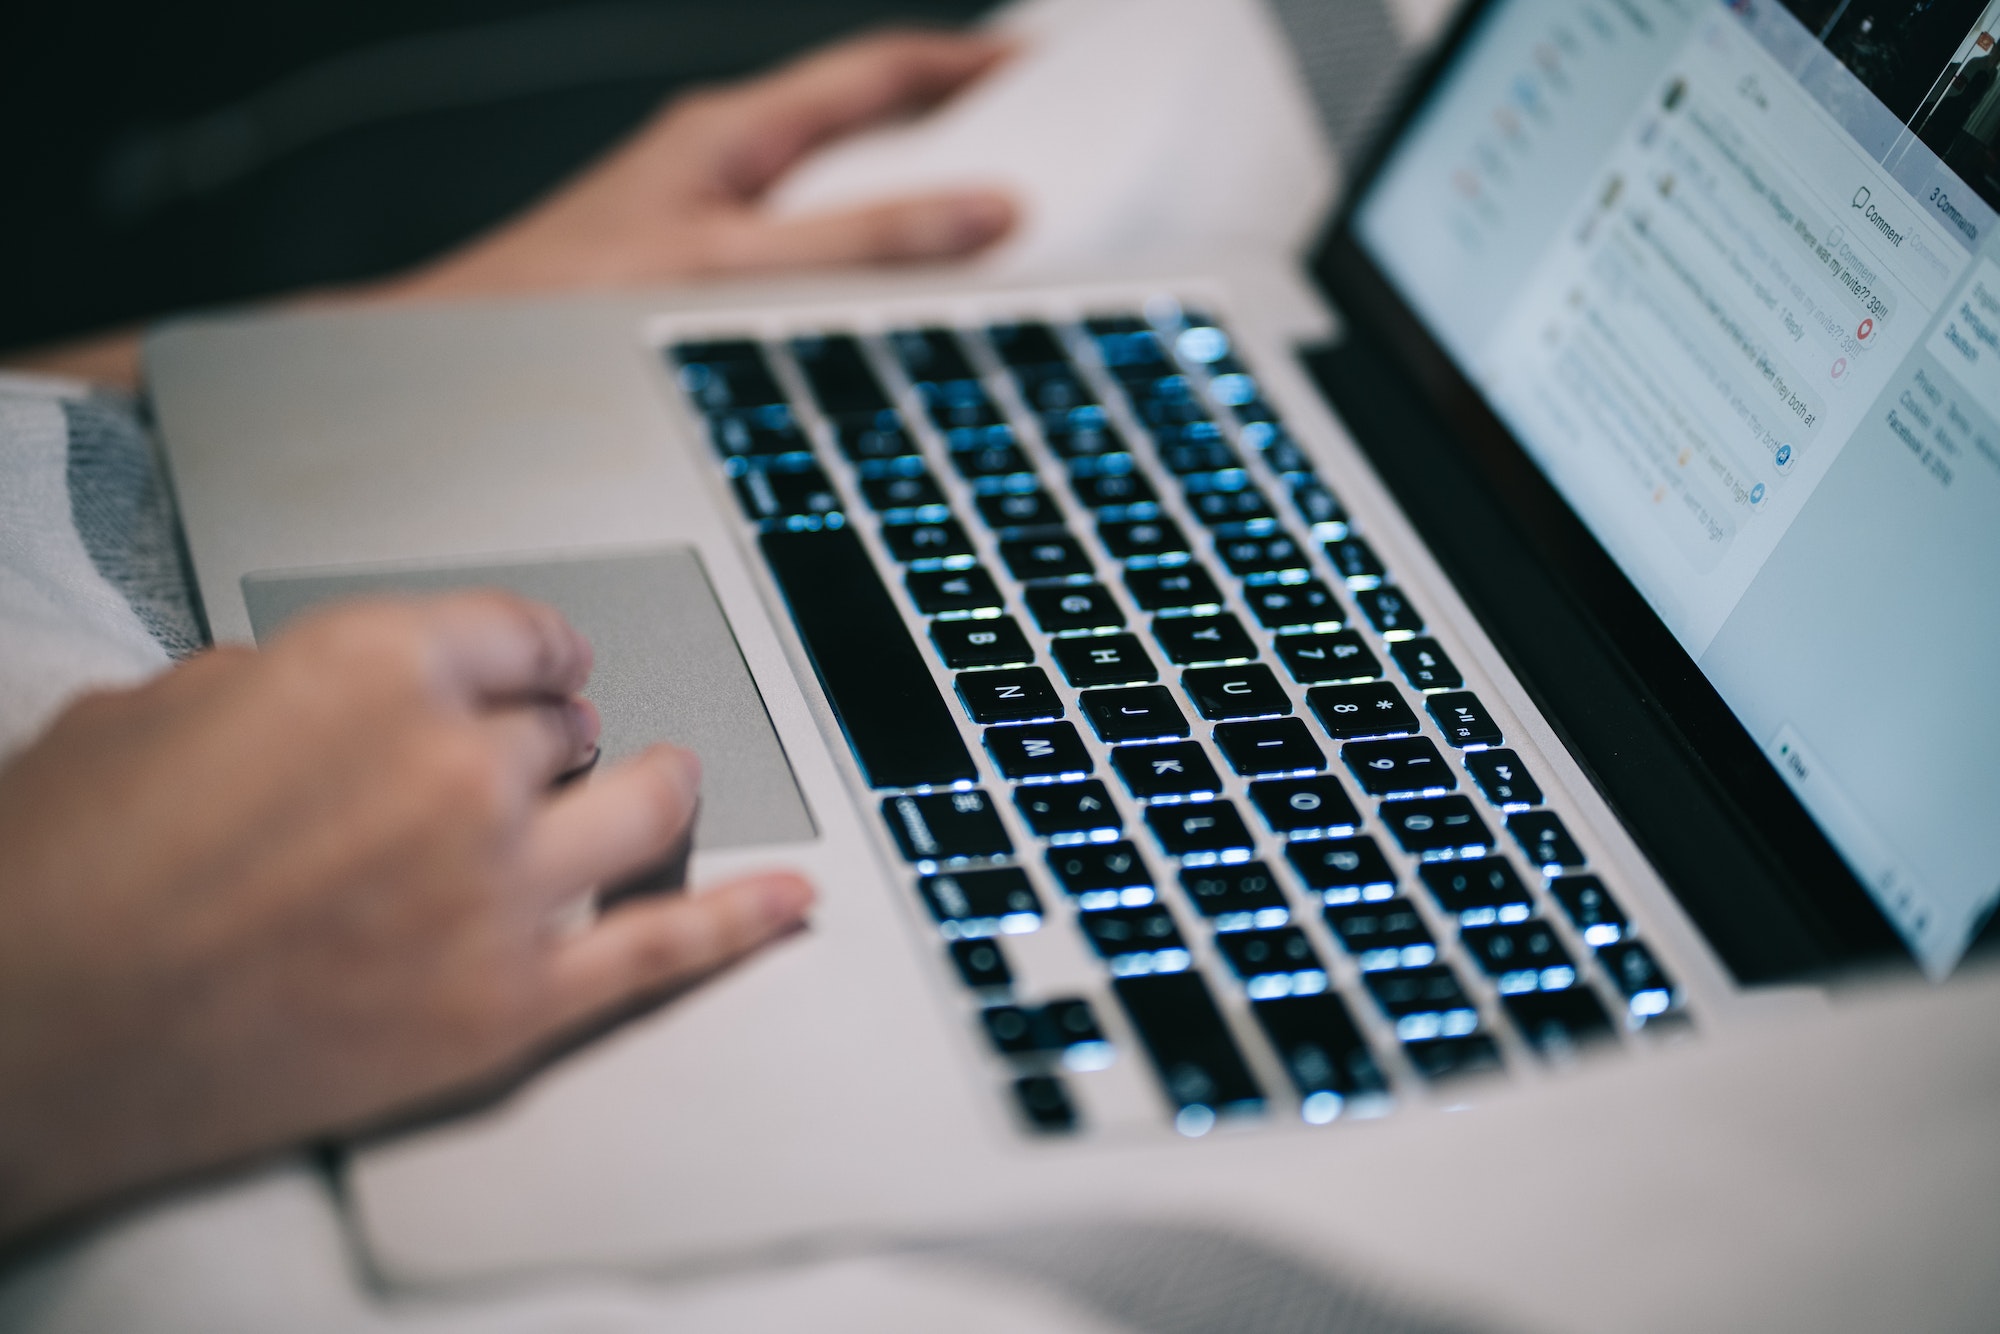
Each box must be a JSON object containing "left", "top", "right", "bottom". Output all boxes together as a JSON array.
[
  {"left": 0, "top": 593, "right": 812, "bottom": 1241},
  {"left": 388, "top": 28, "right": 1017, "bottom": 300}
]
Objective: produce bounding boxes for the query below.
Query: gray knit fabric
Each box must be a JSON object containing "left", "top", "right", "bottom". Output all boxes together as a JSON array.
[
  {"left": 1268, "top": 0, "right": 1424, "bottom": 166},
  {"left": 63, "top": 395, "right": 206, "bottom": 659}
]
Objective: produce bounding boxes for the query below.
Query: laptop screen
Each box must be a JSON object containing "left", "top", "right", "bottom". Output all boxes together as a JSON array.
[{"left": 1351, "top": 0, "right": 2000, "bottom": 975}]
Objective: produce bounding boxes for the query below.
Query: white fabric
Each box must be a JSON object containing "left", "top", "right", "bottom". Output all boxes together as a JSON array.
[{"left": 0, "top": 376, "right": 169, "bottom": 762}]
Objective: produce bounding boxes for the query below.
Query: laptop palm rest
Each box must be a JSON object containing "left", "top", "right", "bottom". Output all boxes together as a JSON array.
[{"left": 241, "top": 545, "right": 815, "bottom": 852}]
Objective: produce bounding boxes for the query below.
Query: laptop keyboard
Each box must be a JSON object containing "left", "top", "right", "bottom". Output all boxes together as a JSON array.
[{"left": 668, "top": 302, "right": 1685, "bottom": 1137}]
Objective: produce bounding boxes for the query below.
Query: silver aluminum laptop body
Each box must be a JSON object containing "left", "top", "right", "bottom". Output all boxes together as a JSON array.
[{"left": 142, "top": 0, "right": 1998, "bottom": 1312}]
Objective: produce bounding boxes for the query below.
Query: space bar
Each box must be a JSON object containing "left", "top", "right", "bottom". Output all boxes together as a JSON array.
[{"left": 759, "top": 526, "right": 976, "bottom": 790}]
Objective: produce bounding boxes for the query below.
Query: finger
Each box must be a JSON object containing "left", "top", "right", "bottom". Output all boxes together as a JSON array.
[
  {"left": 517, "top": 743, "right": 702, "bottom": 899},
  {"left": 410, "top": 590, "right": 594, "bottom": 704},
  {"left": 542, "top": 871, "right": 815, "bottom": 1029},
  {"left": 484, "top": 696, "right": 600, "bottom": 791},
  {"left": 703, "top": 190, "right": 1016, "bottom": 274},
  {"left": 707, "top": 30, "right": 1013, "bottom": 196}
]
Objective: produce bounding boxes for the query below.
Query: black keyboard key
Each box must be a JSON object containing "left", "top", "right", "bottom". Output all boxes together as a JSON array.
[
  {"left": 1288, "top": 477, "right": 1348, "bottom": 530},
  {"left": 1403, "top": 1035, "right": 1503, "bottom": 1081},
  {"left": 1144, "top": 800, "right": 1255, "bottom": 863},
  {"left": 1098, "top": 517, "right": 1191, "bottom": 563},
  {"left": 924, "top": 384, "right": 1004, "bottom": 433},
  {"left": 1153, "top": 613, "right": 1256, "bottom": 665},
  {"left": 707, "top": 407, "right": 807, "bottom": 465},
  {"left": 1070, "top": 469, "right": 1159, "bottom": 513},
  {"left": 1216, "top": 717, "right": 1326, "bottom": 776},
  {"left": 1081, "top": 686, "right": 1189, "bottom": 742},
  {"left": 919, "top": 868, "right": 1043, "bottom": 938},
  {"left": 948, "top": 430, "right": 1032, "bottom": 479},
  {"left": 791, "top": 334, "right": 891, "bottom": 414},
  {"left": 1182, "top": 664, "right": 1291, "bottom": 720},
  {"left": 674, "top": 348, "right": 786, "bottom": 412},
  {"left": 1014, "top": 365, "right": 1097, "bottom": 415},
  {"left": 948, "top": 937, "right": 1012, "bottom": 989},
  {"left": 1000, "top": 535, "right": 1094, "bottom": 582},
  {"left": 1217, "top": 532, "right": 1309, "bottom": 580},
  {"left": 670, "top": 337, "right": 762, "bottom": 367},
  {"left": 1364, "top": 965, "right": 1480, "bottom": 1042},
  {"left": 1287, "top": 835, "right": 1399, "bottom": 902},
  {"left": 762, "top": 527, "right": 975, "bottom": 788},
  {"left": 985, "top": 722, "right": 1093, "bottom": 781},
  {"left": 1248, "top": 775, "right": 1359, "bottom": 836},
  {"left": 983, "top": 999, "right": 1110, "bottom": 1063},
  {"left": 1052, "top": 633, "right": 1156, "bottom": 687},
  {"left": 1155, "top": 431, "right": 1237, "bottom": 476},
  {"left": 883, "top": 789, "right": 1012, "bottom": 863},
  {"left": 1113, "top": 973, "right": 1265, "bottom": 1128},
  {"left": 1427, "top": 691, "right": 1504, "bottom": 747},
  {"left": 1460, "top": 920, "right": 1578, "bottom": 993},
  {"left": 1253, "top": 993, "right": 1386, "bottom": 1116},
  {"left": 1550, "top": 875, "right": 1628, "bottom": 946},
  {"left": 862, "top": 471, "right": 947, "bottom": 517},
  {"left": 1504, "top": 989, "right": 1615, "bottom": 1056},
  {"left": 988, "top": 320, "right": 1069, "bottom": 365},
  {"left": 1079, "top": 906, "right": 1192, "bottom": 975},
  {"left": 1417, "top": 857, "right": 1532, "bottom": 925},
  {"left": 958, "top": 667, "right": 1062, "bottom": 723},
  {"left": 1390, "top": 638, "right": 1463, "bottom": 692},
  {"left": 1126, "top": 564, "right": 1224, "bottom": 612},
  {"left": 930, "top": 616, "right": 1033, "bottom": 669},
  {"left": 1353, "top": 586, "right": 1422, "bottom": 637},
  {"left": 1276, "top": 631, "right": 1379, "bottom": 684},
  {"left": 1324, "top": 537, "right": 1386, "bottom": 586},
  {"left": 1015, "top": 780, "right": 1120, "bottom": 842},
  {"left": 1047, "top": 841, "right": 1153, "bottom": 906},
  {"left": 1244, "top": 580, "right": 1342, "bottom": 631},
  {"left": 889, "top": 326, "right": 977, "bottom": 382},
  {"left": 830, "top": 410, "right": 917, "bottom": 464},
  {"left": 1599, "top": 941, "right": 1676, "bottom": 1019},
  {"left": 1111, "top": 741, "right": 1221, "bottom": 800},
  {"left": 1344, "top": 737, "right": 1455, "bottom": 797},
  {"left": 1215, "top": 927, "right": 1325, "bottom": 992},
  {"left": 1464, "top": 749, "right": 1542, "bottom": 808},
  {"left": 1324, "top": 897, "right": 1438, "bottom": 970},
  {"left": 733, "top": 463, "right": 841, "bottom": 523},
  {"left": 1186, "top": 486, "right": 1275, "bottom": 527},
  {"left": 1509, "top": 810, "right": 1587, "bottom": 871},
  {"left": 975, "top": 488, "right": 1065, "bottom": 532},
  {"left": 1013, "top": 1074, "right": 1077, "bottom": 1132},
  {"left": 1047, "top": 422, "right": 1130, "bottom": 466},
  {"left": 906, "top": 565, "right": 1003, "bottom": 617},
  {"left": 1308, "top": 682, "right": 1420, "bottom": 739},
  {"left": 882, "top": 519, "right": 974, "bottom": 565},
  {"left": 1026, "top": 582, "right": 1124, "bottom": 633},
  {"left": 1381, "top": 796, "right": 1493, "bottom": 859},
  {"left": 1181, "top": 862, "right": 1289, "bottom": 928}
]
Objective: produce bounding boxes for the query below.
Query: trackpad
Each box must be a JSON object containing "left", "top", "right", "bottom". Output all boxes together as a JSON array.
[{"left": 242, "top": 547, "right": 814, "bottom": 850}]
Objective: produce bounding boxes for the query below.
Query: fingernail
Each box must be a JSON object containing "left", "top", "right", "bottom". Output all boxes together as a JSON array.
[
  {"left": 757, "top": 874, "right": 816, "bottom": 925},
  {"left": 656, "top": 744, "right": 702, "bottom": 792},
  {"left": 570, "top": 697, "right": 602, "bottom": 755},
  {"left": 947, "top": 193, "right": 1015, "bottom": 249}
]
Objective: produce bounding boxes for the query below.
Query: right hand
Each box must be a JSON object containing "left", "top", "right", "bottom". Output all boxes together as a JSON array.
[{"left": 0, "top": 592, "right": 813, "bottom": 1241}]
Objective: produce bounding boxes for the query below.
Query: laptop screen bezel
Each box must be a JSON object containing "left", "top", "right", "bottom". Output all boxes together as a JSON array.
[{"left": 1304, "top": 0, "right": 1917, "bottom": 975}]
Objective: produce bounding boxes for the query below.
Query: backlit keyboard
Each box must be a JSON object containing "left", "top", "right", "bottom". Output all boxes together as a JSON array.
[{"left": 669, "top": 302, "right": 1684, "bottom": 1137}]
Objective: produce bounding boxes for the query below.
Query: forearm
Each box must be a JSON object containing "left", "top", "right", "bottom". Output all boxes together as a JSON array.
[{"left": 2, "top": 327, "right": 145, "bottom": 393}]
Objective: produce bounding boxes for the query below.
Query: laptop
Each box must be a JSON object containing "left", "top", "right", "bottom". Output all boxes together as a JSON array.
[{"left": 144, "top": 0, "right": 2000, "bottom": 1297}]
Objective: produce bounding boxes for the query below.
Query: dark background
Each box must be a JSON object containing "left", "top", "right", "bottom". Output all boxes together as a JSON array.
[{"left": 2, "top": 1, "right": 993, "bottom": 354}]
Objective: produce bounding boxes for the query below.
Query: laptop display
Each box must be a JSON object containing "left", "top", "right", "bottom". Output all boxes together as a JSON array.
[{"left": 1350, "top": 0, "right": 2000, "bottom": 974}]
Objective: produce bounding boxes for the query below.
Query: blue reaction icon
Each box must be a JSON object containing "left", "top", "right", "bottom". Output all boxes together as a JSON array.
[
  {"left": 1774, "top": 443, "right": 1792, "bottom": 467},
  {"left": 1750, "top": 482, "right": 1766, "bottom": 504}
]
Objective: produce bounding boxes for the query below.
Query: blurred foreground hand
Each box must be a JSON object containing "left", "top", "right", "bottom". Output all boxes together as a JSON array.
[
  {"left": 0, "top": 593, "right": 813, "bottom": 1243},
  {"left": 388, "top": 28, "right": 1017, "bottom": 298}
]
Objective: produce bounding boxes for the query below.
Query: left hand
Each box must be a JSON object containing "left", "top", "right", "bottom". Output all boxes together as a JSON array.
[{"left": 386, "top": 27, "right": 1017, "bottom": 299}]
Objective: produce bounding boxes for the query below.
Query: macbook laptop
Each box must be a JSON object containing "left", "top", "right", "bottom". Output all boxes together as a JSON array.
[{"left": 144, "top": 0, "right": 2000, "bottom": 1293}]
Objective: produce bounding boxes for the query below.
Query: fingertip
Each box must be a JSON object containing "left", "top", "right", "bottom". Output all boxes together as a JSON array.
[
  {"left": 895, "top": 190, "right": 1017, "bottom": 260},
  {"left": 744, "top": 871, "right": 816, "bottom": 928},
  {"left": 947, "top": 190, "right": 1017, "bottom": 250},
  {"left": 645, "top": 742, "right": 702, "bottom": 794}
]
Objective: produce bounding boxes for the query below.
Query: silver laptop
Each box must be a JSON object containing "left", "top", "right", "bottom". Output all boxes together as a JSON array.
[{"left": 144, "top": 0, "right": 2000, "bottom": 1292}]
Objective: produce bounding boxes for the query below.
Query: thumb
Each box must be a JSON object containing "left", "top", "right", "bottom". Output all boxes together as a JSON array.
[{"left": 704, "top": 190, "right": 1017, "bottom": 274}]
